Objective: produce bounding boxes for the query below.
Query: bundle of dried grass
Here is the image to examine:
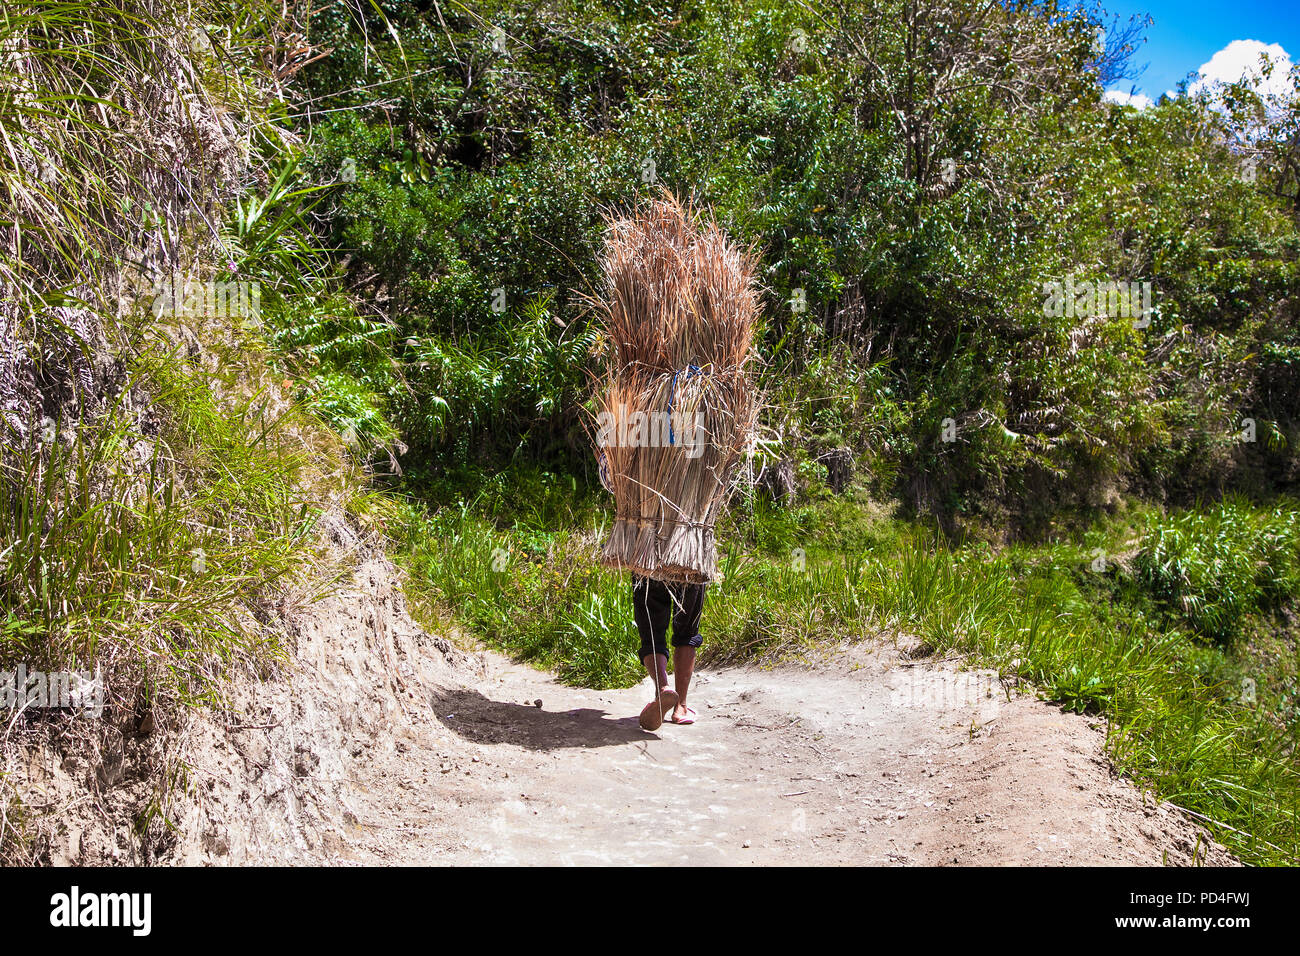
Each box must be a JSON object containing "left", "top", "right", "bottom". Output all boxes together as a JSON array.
[{"left": 590, "top": 193, "right": 759, "bottom": 583}]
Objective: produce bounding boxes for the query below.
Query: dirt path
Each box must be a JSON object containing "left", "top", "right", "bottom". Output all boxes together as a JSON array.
[
  {"left": 21, "top": 554, "right": 1235, "bottom": 866},
  {"left": 330, "top": 639, "right": 1235, "bottom": 866}
]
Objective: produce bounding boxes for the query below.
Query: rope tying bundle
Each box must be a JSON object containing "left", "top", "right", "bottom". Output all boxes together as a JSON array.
[{"left": 613, "top": 514, "right": 713, "bottom": 530}]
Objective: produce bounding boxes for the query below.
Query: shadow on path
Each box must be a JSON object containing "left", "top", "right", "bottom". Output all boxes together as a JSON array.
[{"left": 429, "top": 686, "right": 656, "bottom": 752}]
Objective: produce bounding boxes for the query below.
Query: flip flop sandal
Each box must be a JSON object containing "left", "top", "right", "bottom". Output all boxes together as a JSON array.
[
  {"left": 670, "top": 706, "right": 697, "bottom": 725},
  {"left": 638, "top": 689, "right": 679, "bottom": 732}
]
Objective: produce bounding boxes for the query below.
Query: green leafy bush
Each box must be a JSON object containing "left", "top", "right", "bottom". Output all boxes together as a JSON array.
[{"left": 1136, "top": 498, "right": 1300, "bottom": 642}]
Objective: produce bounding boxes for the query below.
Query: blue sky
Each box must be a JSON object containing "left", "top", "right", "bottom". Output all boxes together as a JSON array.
[{"left": 1100, "top": 0, "right": 1298, "bottom": 102}]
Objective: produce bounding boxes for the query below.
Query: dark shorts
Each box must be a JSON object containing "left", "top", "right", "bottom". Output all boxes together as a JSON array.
[{"left": 632, "top": 575, "right": 707, "bottom": 661}]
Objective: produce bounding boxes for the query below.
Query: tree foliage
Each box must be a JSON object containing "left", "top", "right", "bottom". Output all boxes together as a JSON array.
[{"left": 285, "top": 0, "right": 1300, "bottom": 529}]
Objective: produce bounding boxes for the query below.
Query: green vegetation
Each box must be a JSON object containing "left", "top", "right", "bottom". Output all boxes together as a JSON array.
[
  {"left": 1136, "top": 497, "right": 1300, "bottom": 643},
  {"left": 295, "top": 0, "right": 1300, "bottom": 526},
  {"left": 0, "top": 1, "right": 375, "bottom": 855},
  {"left": 4, "top": 0, "right": 1300, "bottom": 865}
]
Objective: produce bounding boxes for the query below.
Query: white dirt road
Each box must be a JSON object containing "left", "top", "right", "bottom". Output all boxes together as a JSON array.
[{"left": 330, "top": 639, "right": 1234, "bottom": 866}]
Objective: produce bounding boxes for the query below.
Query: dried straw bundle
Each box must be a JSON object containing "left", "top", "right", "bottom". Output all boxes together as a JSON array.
[{"left": 591, "top": 194, "right": 759, "bottom": 583}]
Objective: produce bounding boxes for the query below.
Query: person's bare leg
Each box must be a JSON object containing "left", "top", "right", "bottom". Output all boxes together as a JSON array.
[
  {"left": 643, "top": 653, "right": 670, "bottom": 692},
  {"left": 639, "top": 653, "right": 677, "bottom": 730},
  {"left": 671, "top": 646, "right": 696, "bottom": 722}
]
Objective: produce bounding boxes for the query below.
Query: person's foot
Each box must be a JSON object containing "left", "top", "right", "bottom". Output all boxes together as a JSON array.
[
  {"left": 670, "top": 703, "right": 697, "bottom": 725},
  {"left": 638, "top": 688, "right": 679, "bottom": 731}
]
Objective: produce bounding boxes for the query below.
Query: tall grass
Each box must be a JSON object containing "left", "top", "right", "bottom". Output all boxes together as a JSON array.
[
  {"left": 0, "top": 1, "right": 360, "bottom": 858},
  {"left": 0, "top": 347, "right": 324, "bottom": 705},
  {"left": 1135, "top": 495, "right": 1300, "bottom": 642},
  {"left": 393, "top": 500, "right": 644, "bottom": 688},
  {"left": 592, "top": 193, "right": 760, "bottom": 583}
]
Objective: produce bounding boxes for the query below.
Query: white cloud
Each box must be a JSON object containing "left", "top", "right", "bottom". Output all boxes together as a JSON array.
[
  {"left": 1188, "top": 39, "right": 1295, "bottom": 100},
  {"left": 1103, "top": 89, "right": 1154, "bottom": 110}
]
